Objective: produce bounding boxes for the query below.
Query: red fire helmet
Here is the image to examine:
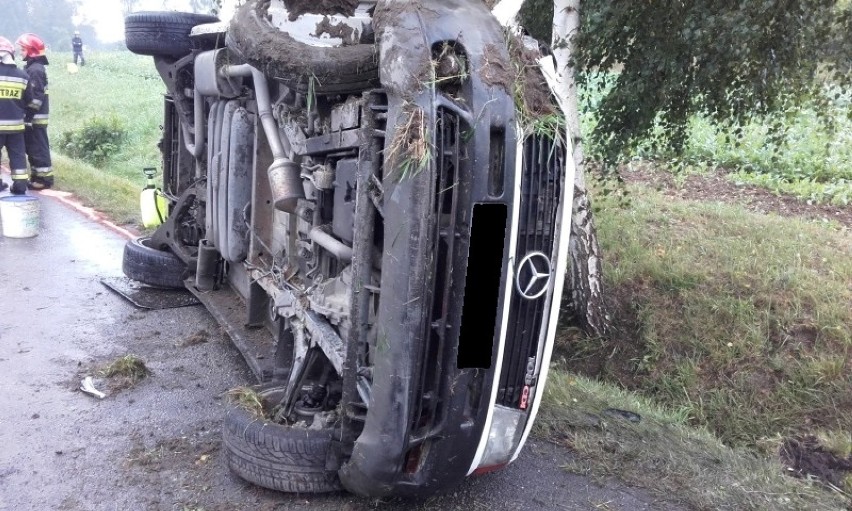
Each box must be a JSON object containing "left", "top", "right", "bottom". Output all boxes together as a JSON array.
[
  {"left": 16, "top": 33, "right": 46, "bottom": 59},
  {"left": 0, "top": 36, "right": 14, "bottom": 56}
]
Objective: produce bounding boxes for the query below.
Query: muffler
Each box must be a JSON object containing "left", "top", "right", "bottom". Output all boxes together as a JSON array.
[{"left": 268, "top": 158, "right": 304, "bottom": 213}]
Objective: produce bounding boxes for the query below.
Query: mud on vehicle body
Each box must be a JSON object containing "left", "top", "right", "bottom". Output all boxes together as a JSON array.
[{"left": 124, "top": 0, "right": 572, "bottom": 498}]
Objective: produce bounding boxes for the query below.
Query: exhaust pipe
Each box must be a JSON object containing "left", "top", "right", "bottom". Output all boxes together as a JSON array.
[{"left": 221, "top": 63, "right": 304, "bottom": 214}]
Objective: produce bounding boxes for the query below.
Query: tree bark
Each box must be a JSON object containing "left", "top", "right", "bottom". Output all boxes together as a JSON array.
[{"left": 552, "top": 0, "right": 610, "bottom": 337}]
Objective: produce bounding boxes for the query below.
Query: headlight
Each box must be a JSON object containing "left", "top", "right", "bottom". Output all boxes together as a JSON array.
[{"left": 472, "top": 405, "right": 525, "bottom": 475}]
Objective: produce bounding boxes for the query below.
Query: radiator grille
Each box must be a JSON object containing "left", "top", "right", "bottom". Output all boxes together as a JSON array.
[
  {"left": 409, "top": 107, "right": 465, "bottom": 441},
  {"left": 497, "top": 135, "right": 565, "bottom": 408}
]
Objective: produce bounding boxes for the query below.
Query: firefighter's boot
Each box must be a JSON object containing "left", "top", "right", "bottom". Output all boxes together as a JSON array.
[
  {"left": 28, "top": 169, "right": 53, "bottom": 190},
  {"left": 10, "top": 177, "right": 28, "bottom": 195}
]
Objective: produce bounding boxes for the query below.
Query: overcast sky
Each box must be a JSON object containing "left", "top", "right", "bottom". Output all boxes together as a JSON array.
[{"left": 74, "top": 0, "right": 237, "bottom": 43}]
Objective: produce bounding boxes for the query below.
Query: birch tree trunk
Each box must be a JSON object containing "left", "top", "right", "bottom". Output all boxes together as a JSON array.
[{"left": 552, "top": 0, "right": 610, "bottom": 337}]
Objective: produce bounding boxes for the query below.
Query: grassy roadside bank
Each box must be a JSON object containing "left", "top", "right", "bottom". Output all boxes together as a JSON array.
[
  {"left": 579, "top": 183, "right": 851, "bottom": 448},
  {"left": 536, "top": 371, "right": 847, "bottom": 510},
  {"left": 47, "top": 50, "right": 163, "bottom": 225},
  {"left": 43, "top": 50, "right": 852, "bottom": 509},
  {"left": 546, "top": 180, "right": 851, "bottom": 509}
]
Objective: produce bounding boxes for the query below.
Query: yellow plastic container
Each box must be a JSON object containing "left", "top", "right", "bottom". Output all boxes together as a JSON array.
[{"left": 140, "top": 187, "right": 168, "bottom": 228}]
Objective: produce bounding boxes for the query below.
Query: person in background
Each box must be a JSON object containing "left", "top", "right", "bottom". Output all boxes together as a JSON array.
[
  {"left": 16, "top": 33, "right": 53, "bottom": 190},
  {"left": 0, "top": 36, "right": 31, "bottom": 195},
  {"left": 72, "top": 30, "right": 85, "bottom": 66}
]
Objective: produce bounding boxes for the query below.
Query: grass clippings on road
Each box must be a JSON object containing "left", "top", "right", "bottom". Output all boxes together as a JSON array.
[{"left": 99, "top": 354, "right": 150, "bottom": 389}]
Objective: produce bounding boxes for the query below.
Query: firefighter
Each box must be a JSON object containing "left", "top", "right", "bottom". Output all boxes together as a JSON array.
[
  {"left": 16, "top": 33, "right": 53, "bottom": 190},
  {"left": 72, "top": 31, "right": 85, "bottom": 66},
  {"left": 0, "top": 36, "right": 30, "bottom": 195}
]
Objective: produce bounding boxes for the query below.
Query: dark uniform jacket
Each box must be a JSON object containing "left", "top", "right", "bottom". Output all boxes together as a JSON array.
[
  {"left": 72, "top": 36, "right": 83, "bottom": 53},
  {"left": 23, "top": 57, "right": 49, "bottom": 126},
  {"left": 0, "top": 63, "right": 30, "bottom": 132}
]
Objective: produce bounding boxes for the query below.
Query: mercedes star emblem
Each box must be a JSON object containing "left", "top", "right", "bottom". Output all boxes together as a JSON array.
[{"left": 515, "top": 251, "right": 553, "bottom": 300}]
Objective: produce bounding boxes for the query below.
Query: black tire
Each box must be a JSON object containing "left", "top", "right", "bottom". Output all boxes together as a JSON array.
[
  {"left": 227, "top": 0, "right": 379, "bottom": 94},
  {"left": 125, "top": 11, "right": 219, "bottom": 57},
  {"left": 122, "top": 236, "right": 188, "bottom": 289},
  {"left": 223, "top": 383, "right": 341, "bottom": 493}
]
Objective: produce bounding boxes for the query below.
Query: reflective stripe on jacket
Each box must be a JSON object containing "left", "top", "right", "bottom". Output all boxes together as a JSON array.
[{"left": 0, "top": 63, "right": 29, "bottom": 132}]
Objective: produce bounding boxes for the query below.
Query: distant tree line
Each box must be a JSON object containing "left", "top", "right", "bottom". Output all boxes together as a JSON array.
[
  {"left": 0, "top": 0, "right": 85, "bottom": 51},
  {"left": 0, "top": 0, "right": 223, "bottom": 51}
]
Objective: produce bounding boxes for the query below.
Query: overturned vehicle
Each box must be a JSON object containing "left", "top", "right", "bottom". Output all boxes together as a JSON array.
[{"left": 122, "top": 0, "right": 573, "bottom": 498}]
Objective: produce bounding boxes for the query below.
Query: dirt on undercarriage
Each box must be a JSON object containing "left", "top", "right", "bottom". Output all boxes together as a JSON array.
[
  {"left": 315, "top": 16, "right": 358, "bottom": 45},
  {"left": 283, "top": 0, "right": 359, "bottom": 20},
  {"left": 229, "top": 0, "right": 379, "bottom": 93}
]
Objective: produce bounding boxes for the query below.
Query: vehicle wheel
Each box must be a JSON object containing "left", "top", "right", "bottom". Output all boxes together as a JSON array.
[
  {"left": 122, "top": 236, "right": 188, "bottom": 289},
  {"left": 223, "top": 383, "right": 342, "bottom": 493},
  {"left": 227, "top": 0, "right": 379, "bottom": 94},
  {"left": 125, "top": 11, "right": 219, "bottom": 57}
]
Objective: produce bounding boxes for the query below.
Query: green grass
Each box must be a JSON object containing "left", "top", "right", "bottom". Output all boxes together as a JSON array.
[
  {"left": 561, "top": 182, "right": 852, "bottom": 449},
  {"left": 682, "top": 99, "right": 852, "bottom": 206},
  {"left": 535, "top": 371, "right": 848, "bottom": 510},
  {"left": 578, "top": 74, "right": 852, "bottom": 205},
  {"left": 48, "top": 50, "right": 165, "bottom": 225},
  {"left": 99, "top": 354, "right": 151, "bottom": 385},
  {"left": 226, "top": 387, "right": 265, "bottom": 418},
  {"left": 53, "top": 153, "right": 140, "bottom": 224}
]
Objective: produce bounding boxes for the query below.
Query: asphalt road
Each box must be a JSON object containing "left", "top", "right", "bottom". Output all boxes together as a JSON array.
[{"left": 0, "top": 188, "right": 681, "bottom": 511}]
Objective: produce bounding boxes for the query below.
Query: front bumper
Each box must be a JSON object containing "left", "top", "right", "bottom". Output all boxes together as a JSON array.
[{"left": 338, "top": 0, "right": 570, "bottom": 497}]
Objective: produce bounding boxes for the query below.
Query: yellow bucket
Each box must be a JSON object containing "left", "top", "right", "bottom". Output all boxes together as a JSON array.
[{"left": 0, "top": 195, "right": 40, "bottom": 238}]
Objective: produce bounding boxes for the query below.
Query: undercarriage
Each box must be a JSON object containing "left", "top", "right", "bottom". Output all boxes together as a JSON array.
[{"left": 122, "top": 0, "right": 572, "bottom": 497}]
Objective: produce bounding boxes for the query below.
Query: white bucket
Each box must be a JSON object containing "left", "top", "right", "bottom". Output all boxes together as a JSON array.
[{"left": 0, "top": 195, "right": 41, "bottom": 238}]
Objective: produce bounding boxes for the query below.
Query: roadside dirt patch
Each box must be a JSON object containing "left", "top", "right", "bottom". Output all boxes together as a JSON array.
[
  {"left": 555, "top": 279, "right": 648, "bottom": 391},
  {"left": 781, "top": 435, "right": 852, "bottom": 491},
  {"left": 620, "top": 164, "right": 852, "bottom": 229}
]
